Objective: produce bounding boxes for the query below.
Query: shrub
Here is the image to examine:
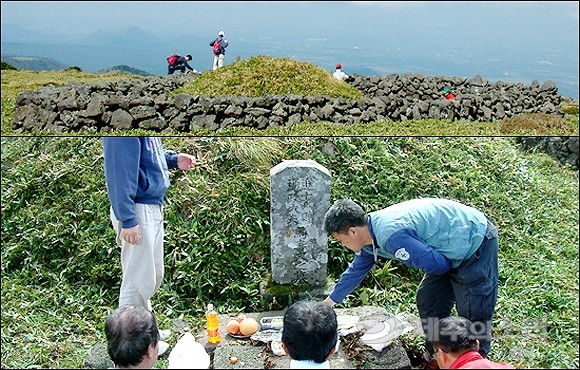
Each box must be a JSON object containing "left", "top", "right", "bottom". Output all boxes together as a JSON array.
[
  {"left": 1, "top": 61, "right": 17, "bottom": 70},
  {"left": 65, "top": 66, "right": 83, "bottom": 72}
]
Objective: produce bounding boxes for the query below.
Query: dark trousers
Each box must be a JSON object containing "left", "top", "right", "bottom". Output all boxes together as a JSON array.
[
  {"left": 417, "top": 220, "right": 499, "bottom": 358},
  {"left": 168, "top": 64, "right": 186, "bottom": 75}
]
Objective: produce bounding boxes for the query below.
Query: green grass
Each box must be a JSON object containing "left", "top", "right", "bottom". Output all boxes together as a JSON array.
[
  {"left": 1, "top": 69, "right": 142, "bottom": 135},
  {"left": 172, "top": 55, "right": 364, "bottom": 99},
  {"left": 2, "top": 58, "right": 578, "bottom": 136},
  {"left": 1, "top": 137, "right": 578, "bottom": 368}
]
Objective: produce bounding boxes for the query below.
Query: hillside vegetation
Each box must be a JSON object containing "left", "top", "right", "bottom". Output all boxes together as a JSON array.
[
  {"left": 97, "top": 64, "right": 154, "bottom": 76},
  {"left": 2, "top": 56, "right": 578, "bottom": 136},
  {"left": 1, "top": 137, "right": 578, "bottom": 368},
  {"left": 172, "top": 55, "right": 364, "bottom": 99},
  {"left": 1, "top": 69, "right": 142, "bottom": 135},
  {"left": 1, "top": 55, "right": 68, "bottom": 71}
]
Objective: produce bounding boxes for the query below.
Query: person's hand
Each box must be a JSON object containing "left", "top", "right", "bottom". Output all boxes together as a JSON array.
[
  {"left": 323, "top": 296, "right": 336, "bottom": 306},
  {"left": 177, "top": 153, "right": 196, "bottom": 170},
  {"left": 122, "top": 225, "right": 141, "bottom": 245}
]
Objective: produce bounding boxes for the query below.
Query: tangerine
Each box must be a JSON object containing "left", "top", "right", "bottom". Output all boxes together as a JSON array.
[
  {"left": 239, "top": 317, "right": 260, "bottom": 336},
  {"left": 226, "top": 319, "right": 240, "bottom": 335}
]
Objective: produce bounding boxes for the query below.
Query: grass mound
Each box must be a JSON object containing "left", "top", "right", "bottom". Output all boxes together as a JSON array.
[{"left": 173, "top": 55, "right": 364, "bottom": 99}]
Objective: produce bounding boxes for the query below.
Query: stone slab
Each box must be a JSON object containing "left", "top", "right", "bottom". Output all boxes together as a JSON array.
[{"left": 197, "top": 306, "right": 413, "bottom": 369}]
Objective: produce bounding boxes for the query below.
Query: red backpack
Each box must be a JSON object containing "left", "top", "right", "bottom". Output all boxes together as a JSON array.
[
  {"left": 212, "top": 40, "right": 221, "bottom": 55},
  {"left": 167, "top": 54, "right": 179, "bottom": 66}
]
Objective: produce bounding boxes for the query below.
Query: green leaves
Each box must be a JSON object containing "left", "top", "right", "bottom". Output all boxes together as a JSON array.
[{"left": 1, "top": 136, "right": 578, "bottom": 368}]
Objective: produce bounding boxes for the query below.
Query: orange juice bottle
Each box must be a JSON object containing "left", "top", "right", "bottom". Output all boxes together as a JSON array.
[{"left": 206, "top": 303, "right": 221, "bottom": 344}]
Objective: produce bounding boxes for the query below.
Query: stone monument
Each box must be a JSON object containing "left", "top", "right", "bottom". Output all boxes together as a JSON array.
[{"left": 262, "top": 160, "right": 332, "bottom": 307}]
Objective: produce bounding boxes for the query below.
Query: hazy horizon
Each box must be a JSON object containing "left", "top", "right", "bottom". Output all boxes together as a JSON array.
[{"left": 2, "top": 1, "right": 578, "bottom": 98}]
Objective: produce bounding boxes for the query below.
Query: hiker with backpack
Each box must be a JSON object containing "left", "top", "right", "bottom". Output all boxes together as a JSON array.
[
  {"left": 210, "top": 31, "right": 228, "bottom": 70},
  {"left": 167, "top": 54, "right": 195, "bottom": 75}
]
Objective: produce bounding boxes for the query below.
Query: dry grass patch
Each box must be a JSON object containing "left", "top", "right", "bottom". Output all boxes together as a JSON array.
[{"left": 499, "top": 113, "right": 576, "bottom": 135}]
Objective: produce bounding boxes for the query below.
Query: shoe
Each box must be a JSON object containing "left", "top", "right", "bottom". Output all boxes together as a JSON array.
[
  {"left": 158, "top": 340, "right": 170, "bottom": 357},
  {"left": 159, "top": 329, "right": 171, "bottom": 341}
]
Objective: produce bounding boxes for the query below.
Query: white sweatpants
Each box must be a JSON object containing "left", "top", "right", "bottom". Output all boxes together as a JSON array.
[
  {"left": 111, "top": 203, "right": 164, "bottom": 310},
  {"left": 213, "top": 54, "right": 225, "bottom": 70}
]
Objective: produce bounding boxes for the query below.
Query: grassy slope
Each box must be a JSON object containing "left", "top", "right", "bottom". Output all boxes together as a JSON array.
[
  {"left": 1, "top": 70, "right": 141, "bottom": 135},
  {"left": 173, "top": 55, "right": 364, "bottom": 98},
  {"left": 1, "top": 137, "right": 578, "bottom": 369},
  {"left": 2, "top": 57, "right": 578, "bottom": 136}
]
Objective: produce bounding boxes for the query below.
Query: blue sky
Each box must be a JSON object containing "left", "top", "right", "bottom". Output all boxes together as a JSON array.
[
  {"left": 2, "top": 1, "right": 578, "bottom": 41},
  {"left": 2, "top": 1, "right": 579, "bottom": 97}
]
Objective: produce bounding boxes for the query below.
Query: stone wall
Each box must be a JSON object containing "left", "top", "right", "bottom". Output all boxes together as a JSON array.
[
  {"left": 11, "top": 72, "right": 562, "bottom": 133},
  {"left": 516, "top": 137, "right": 579, "bottom": 169}
]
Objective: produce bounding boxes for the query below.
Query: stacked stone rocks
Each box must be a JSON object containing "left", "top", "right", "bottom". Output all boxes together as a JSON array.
[
  {"left": 11, "top": 72, "right": 562, "bottom": 133},
  {"left": 516, "top": 137, "right": 579, "bottom": 169},
  {"left": 350, "top": 73, "right": 562, "bottom": 121}
]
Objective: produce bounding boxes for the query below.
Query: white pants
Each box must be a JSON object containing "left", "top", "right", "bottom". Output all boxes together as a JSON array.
[
  {"left": 111, "top": 203, "right": 164, "bottom": 310},
  {"left": 213, "top": 54, "right": 225, "bottom": 70}
]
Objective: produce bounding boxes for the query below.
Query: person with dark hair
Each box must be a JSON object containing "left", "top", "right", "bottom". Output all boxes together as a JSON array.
[
  {"left": 322, "top": 198, "right": 500, "bottom": 365},
  {"left": 167, "top": 54, "right": 195, "bottom": 75},
  {"left": 105, "top": 306, "right": 161, "bottom": 369},
  {"left": 281, "top": 300, "right": 338, "bottom": 369},
  {"left": 433, "top": 316, "right": 514, "bottom": 369}
]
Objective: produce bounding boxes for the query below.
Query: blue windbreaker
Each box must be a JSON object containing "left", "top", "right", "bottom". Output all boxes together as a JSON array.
[
  {"left": 103, "top": 137, "right": 178, "bottom": 228},
  {"left": 329, "top": 198, "right": 489, "bottom": 303},
  {"left": 176, "top": 56, "right": 194, "bottom": 71}
]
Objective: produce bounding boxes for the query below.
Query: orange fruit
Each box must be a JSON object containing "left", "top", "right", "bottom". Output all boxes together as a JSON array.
[
  {"left": 226, "top": 319, "right": 240, "bottom": 335},
  {"left": 239, "top": 318, "right": 260, "bottom": 336}
]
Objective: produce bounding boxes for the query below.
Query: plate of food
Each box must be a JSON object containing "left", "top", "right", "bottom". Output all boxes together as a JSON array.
[
  {"left": 228, "top": 333, "right": 251, "bottom": 339},
  {"left": 226, "top": 314, "right": 260, "bottom": 338}
]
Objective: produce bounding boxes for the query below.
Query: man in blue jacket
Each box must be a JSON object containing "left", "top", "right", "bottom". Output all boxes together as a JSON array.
[
  {"left": 322, "top": 198, "right": 499, "bottom": 363},
  {"left": 103, "top": 137, "right": 197, "bottom": 311}
]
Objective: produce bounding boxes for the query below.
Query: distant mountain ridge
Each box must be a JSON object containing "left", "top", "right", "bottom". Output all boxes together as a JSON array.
[
  {"left": 1, "top": 55, "right": 68, "bottom": 71},
  {"left": 1, "top": 55, "right": 154, "bottom": 76},
  {"left": 97, "top": 65, "right": 154, "bottom": 76},
  {"left": 80, "top": 26, "right": 165, "bottom": 47},
  {"left": 1, "top": 23, "right": 578, "bottom": 99}
]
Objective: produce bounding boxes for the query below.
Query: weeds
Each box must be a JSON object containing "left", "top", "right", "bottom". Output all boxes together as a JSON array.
[{"left": 1, "top": 137, "right": 578, "bottom": 368}]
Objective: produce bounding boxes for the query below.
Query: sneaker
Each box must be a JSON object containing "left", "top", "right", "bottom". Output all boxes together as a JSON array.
[
  {"left": 159, "top": 329, "right": 171, "bottom": 341},
  {"left": 158, "top": 340, "right": 170, "bottom": 357}
]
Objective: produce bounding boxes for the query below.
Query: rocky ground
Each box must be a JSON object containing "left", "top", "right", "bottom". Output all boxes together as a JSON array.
[{"left": 85, "top": 306, "right": 426, "bottom": 369}]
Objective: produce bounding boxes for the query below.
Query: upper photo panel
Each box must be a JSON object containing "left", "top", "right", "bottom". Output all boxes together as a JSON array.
[{"left": 2, "top": 1, "right": 578, "bottom": 136}]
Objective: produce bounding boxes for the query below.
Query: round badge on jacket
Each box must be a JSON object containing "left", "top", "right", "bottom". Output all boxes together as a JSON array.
[{"left": 394, "top": 248, "right": 410, "bottom": 261}]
